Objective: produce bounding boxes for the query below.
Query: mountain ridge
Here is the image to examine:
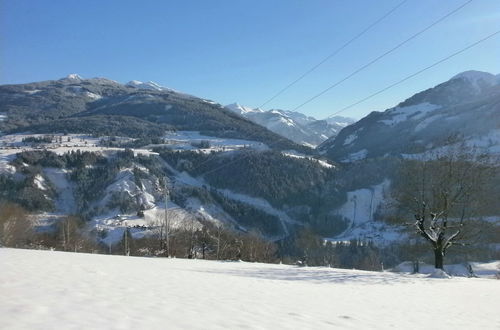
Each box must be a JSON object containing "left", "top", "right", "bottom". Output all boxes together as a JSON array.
[
  {"left": 225, "top": 103, "right": 355, "bottom": 147},
  {"left": 319, "top": 70, "right": 500, "bottom": 162}
]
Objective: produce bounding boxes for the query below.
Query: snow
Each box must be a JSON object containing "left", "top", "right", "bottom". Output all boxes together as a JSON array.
[
  {"left": 218, "top": 188, "right": 296, "bottom": 235},
  {"left": 65, "top": 73, "right": 83, "bottom": 80},
  {"left": 379, "top": 102, "right": 441, "bottom": 126},
  {"left": 342, "top": 149, "right": 368, "bottom": 162},
  {"left": 85, "top": 91, "right": 102, "bottom": 100},
  {"left": 163, "top": 131, "right": 267, "bottom": 152},
  {"left": 427, "top": 269, "right": 452, "bottom": 279},
  {"left": 402, "top": 128, "right": 500, "bottom": 160},
  {"left": 0, "top": 133, "right": 156, "bottom": 158},
  {"left": 281, "top": 151, "right": 334, "bottom": 168},
  {"left": 125, "top": 80, "right": 182, "bottom": 94},
  {"left": 274, "top": 116, "right": 296, "bottom": 127},
  {"left": 393, "top": 260, "right": 500, "bottom": 278},
  {"left": 185, "top": 197, "right": 235, "bottom": 226},
  {"left": 451, "top": 70, "right": 498, "bottom": 91},
  {"left": 329, "top": 180, "right": 404, "bottom": 244},
  {"left": 414, "top": 113, "right": 444, "bottom": 132},
  {"left": 1, "top": 248, "right": 499, "bottom": 330},
  {"left": 160, "top": 160, "right": 294, "bottom": 238},
  {"left": 225, "top": 103, "right": 263, "bottom": 115},
  {"left": 24, "top": 89, "right": 42, "bottom": 95},
  {"left": 325, "top": 115, "right": 356, "bottom": 127},
  {"left": 335, "top": 180, "right": 389, "bottom": 225},
  {"left": 343, "top": 132, "right": 358, "bottom": 146},
  {"left": 126, "top": 80, "right": 165, "bottom": 91},
  {"left": 43, "top": 168, "right": 76, "bottom": 214},
  {"left": 33, "top": 174, "right": 48, "bottom": 191}
]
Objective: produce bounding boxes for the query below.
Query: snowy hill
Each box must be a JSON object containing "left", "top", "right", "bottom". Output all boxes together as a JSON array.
[
  {"left": 0, "top": 131, "right": 337, "bottom": 243},
  {"left": 1, "top": 248, "right": 499, "bottom": 330},
  {"left": 319, "top": 70, "right": 500, "bottom": 161},
  {"left": 225, "top": 103, "right": 355, "bottom": 147}
]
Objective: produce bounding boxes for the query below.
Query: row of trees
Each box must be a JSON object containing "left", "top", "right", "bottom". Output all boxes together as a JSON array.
[
  {"left": 0, "top": 201, "right": 389, "bottom": 270},
  {"left": 0, "top": 202, "right": 98, "bottom": 252}
]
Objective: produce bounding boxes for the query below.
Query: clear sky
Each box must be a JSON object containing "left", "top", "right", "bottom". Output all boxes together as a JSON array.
[{"left": 1, "top": 0, "right": 499, "bottom": 119}]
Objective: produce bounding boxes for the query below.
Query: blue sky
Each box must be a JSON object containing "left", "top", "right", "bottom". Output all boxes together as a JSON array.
[{"left": 1, "top": 0, "right": 499, "bottom": 119}]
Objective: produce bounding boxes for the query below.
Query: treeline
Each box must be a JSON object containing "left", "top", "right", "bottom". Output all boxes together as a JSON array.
[
  {"left": 21, "top": 115, "right": 172, "bottom": 139},
  {"left": 157, "top": 149, "right": 336, "bottom": 208},
  {"left": 0, "top": 201, "right": 405, "bottom": 271}
]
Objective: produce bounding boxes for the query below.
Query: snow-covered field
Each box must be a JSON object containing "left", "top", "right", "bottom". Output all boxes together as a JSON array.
[
  {"left": 1, "top": 248, "right": 499, "bottom": 330},
  {"left": 162, "top": 131, "right": 268, "bottom": 152}
]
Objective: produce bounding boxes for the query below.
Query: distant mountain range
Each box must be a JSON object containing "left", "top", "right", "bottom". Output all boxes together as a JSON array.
[
  {"left": 319, "top": 70, "right": 500, "bottom": 162},
  {"left": 0, "top": 70, "right": 498, "bottom": 246},
  {"left": 225, "top": 103, "right": 355, "bottom": 147},
  {"left": 0, "top": 74, "right": 308, "bottom": 152}
]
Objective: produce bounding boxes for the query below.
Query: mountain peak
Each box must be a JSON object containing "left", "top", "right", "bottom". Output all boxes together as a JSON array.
[
  {"left": 225, "top": 103, "right": 262, "bottom": 115},
  {"left": 63, "top": 73, "right": 83, "bottom": 81},
  {"left": 450, "top": 70, "right": 498, "bottom": 89}
]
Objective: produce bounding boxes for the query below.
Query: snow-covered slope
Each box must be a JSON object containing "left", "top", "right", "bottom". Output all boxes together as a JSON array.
[
  {"left": 319, "top": 70, "right": 500, "bottom": 161},
  {"left": 225, "top": 102, "right": 264, "bottom": 115},
  {"left": 125, "top": 80, "right": 183, "bottom": 94},
  {"left": 1, "top": 248, "right": 499, "bottom": 330},
  {"left": 225, "top": 104, "right": 355, "bottom": 147}
]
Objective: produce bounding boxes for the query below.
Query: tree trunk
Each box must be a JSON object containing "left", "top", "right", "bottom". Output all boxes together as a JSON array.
[{"left": 434, "top": 248, "right": 444, "bottom": 269}]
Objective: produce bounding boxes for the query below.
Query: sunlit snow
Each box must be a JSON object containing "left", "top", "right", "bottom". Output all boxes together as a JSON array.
[{"left": 1, "top": 248, "right": 498, "bottom": 330}]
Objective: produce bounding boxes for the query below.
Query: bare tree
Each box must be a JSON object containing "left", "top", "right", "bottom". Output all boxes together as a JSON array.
[
  {"left": 58, "top": 215, "right": 82, "bottom": 252},
  {"left": 0, "top": 202, "right": 32, "bottom": 247},
  {"left": 393, "top": 146, "right": 494, "bottom": 269}
]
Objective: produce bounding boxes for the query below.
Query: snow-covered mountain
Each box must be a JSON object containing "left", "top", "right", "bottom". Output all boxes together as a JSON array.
[
  {"left": 319, "top": 70, "right": 500, "bottom": 162},
  {"left": 225, "top": 103, "right": 355, "bottom": 147},
  {"left": 0, "top": 74, "right": 309, "bottom": 152}
]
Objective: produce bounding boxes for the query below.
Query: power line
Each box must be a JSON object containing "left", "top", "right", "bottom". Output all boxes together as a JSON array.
[
  {"left": 190, "top": 27, "right": 499, "bottom": 178},
  {"left": 291, "top": 0, "right": 473, "bottom": 112},
  {"left": 172, "top": 0, "right": 477, "bottom": 179},
  {"left": 326, "top": 28, "right": 500, "bottom": 118},
  {"left": 258, "top": 0, "right": 408, "bottom": 109},
  {"left": 183, "top": 0, "right": 414, "bottom": 170},
  {"left": 188, "top": 1, "right": 411, "bottom": 173}
]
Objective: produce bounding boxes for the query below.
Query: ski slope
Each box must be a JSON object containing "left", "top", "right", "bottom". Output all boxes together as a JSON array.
[{"left": 1, "top": 248, "right": 499, "bottom": 329}]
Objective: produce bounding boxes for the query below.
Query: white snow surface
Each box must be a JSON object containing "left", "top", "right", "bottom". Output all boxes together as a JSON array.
[
  {"left": 125, "top": 80, "right": 185, "bottom": 95},
  {"left": 330, "top": 180, "right": 404, "bottom": 244},
  {"left": 65, "top": 73, "right": 83, "bottom": 80},
  {"left": 33, "top": 174, "right": 48, "bottom": 191},
  {"left": 163, "top": 131, "right": 268, "bottom": 152},
  {"left": 126, "top": 80, "right": 166, "bottom": 91},
  {"left": 225, "top": 102, "right": 264, "bottom": 115},
  {"left": 393, "top": 260, "right": 500, "bottom": 278},
  {"left": 1, "top": 248, "right": 499, "bottom": 330},
  {"left": 43, "top": 168, "right": 76, "bottom": 214},
  {"left": 379, "top": 102, "right": 441, "bottom": 126},
  {"left": 281, "top": 151, "right": 334, "bottom": 168}
]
